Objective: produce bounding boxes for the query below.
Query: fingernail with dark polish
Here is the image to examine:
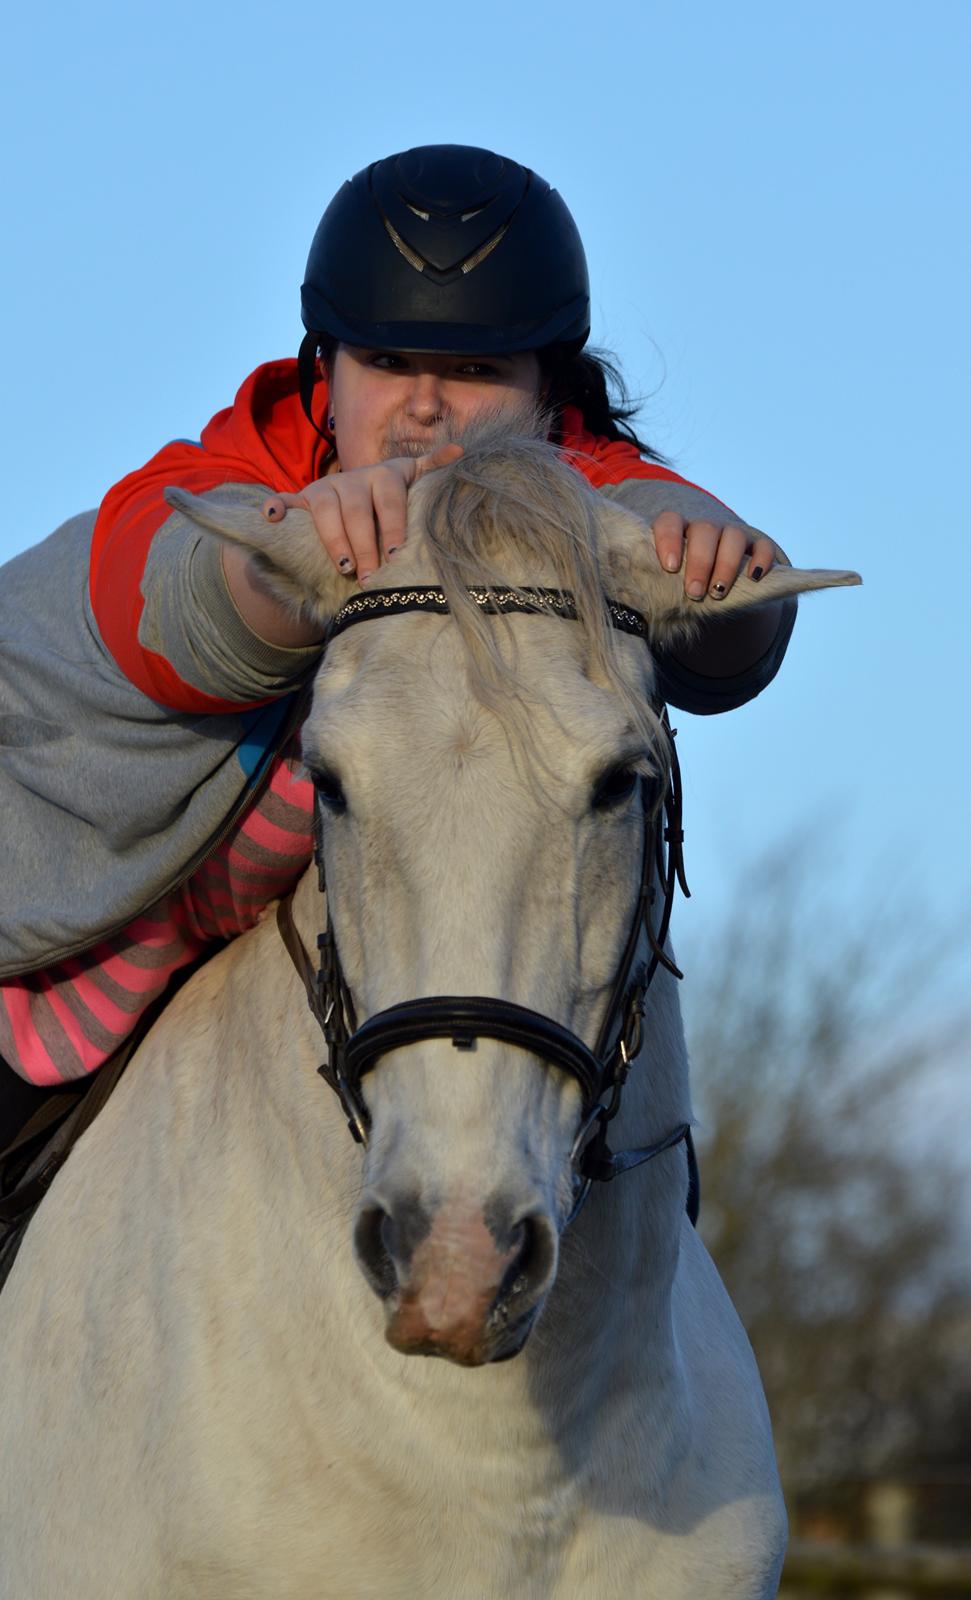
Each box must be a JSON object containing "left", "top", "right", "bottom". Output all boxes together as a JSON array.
[
  {"left": 710, "top": 581, "right": 727, "bottom": 599},
  {"left": 338, "top": 557, "right": 353, "bottom": 572},
  {"left": 751, "top": 566, "right": 764, "bottom": 582},
  {"left": 387, "top": 544, "right": 400, "bottom": 556}
]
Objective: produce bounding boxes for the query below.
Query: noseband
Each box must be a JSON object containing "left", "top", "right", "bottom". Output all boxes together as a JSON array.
[{"left": 277, "top": 584, "right": 694, "bottom": 1219}]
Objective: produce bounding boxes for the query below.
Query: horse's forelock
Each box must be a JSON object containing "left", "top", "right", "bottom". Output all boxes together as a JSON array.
[{"left": 411, "top": 418, "right": 665, "bottom": 772}]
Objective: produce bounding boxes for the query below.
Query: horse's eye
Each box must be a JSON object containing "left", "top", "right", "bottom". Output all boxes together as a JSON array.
[
  {"left": 591, "top": 765, "right": 639, "bottom": 811},
  {"left": 312, "top": 768, "right": 347, "bottom": 812}
]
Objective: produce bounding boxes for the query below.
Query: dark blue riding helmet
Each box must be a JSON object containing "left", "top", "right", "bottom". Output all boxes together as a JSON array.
[
  {"left": 298, "top": 144, "right": 591, "bottom": 431},
  {"left": 302, "top": 144, "right": 590, "bottom": 354}
]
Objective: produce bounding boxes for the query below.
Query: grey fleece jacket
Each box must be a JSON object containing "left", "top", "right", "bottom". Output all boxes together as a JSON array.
[{"left": 0, "top": 478, "right": 794, "bottom": 979}]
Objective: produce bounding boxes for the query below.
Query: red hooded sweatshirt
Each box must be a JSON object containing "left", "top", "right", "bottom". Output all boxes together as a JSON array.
[{"left": 89, "top": 360, "right": 721, "bottom": 714}]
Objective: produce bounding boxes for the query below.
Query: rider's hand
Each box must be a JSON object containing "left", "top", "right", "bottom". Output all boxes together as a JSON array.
[
  {"left": 651, "top": 512, "right": 780, "bottom": 600},
  {"left": 261, "top": 442, "right": 464, "bottom": 584}
]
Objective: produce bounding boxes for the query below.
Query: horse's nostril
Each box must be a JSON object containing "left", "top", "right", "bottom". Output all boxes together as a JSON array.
[
  {"left": 503, "top": 1221, "right": 531, "bottom": 1294},
  {"left": 498, "top": 1214, "right": 556, "bottom": 1308},
  {"left": 355, "top": 1194, "right": 433, "bottom": 1300},
  {"left": 354, "top": 1205, "right": 398, "bottom": 1300}
]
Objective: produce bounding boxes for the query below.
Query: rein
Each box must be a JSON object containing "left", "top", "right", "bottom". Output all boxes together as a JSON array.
[{"left": 277, "top": 583, "right": 694, "bottom": 1218}]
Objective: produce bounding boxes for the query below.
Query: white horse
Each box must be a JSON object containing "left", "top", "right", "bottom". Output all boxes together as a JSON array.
[{"left": 0, "top": 427, "right": 858, "bottom": 1598}]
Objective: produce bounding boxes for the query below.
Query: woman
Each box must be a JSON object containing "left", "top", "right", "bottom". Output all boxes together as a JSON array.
[{"left": 0, "top": 144, "right": 793, "bottom": 1191}]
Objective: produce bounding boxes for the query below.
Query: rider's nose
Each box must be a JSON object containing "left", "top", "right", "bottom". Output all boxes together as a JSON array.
[{"left": 404, "top": 373, "right": 445, "bottom": 423}]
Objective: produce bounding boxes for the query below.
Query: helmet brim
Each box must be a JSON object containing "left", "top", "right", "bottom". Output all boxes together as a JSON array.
[{"left": 302, "top": 296, "right": 590, "bottom": 357}]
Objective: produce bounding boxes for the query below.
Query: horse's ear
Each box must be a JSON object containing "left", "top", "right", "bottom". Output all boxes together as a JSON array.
[
  {"left": 600, "top": 503, "right": 861, "bottom": 646},
  {"left": 163, "top": 486, "right": 353, "bottom": 628}
]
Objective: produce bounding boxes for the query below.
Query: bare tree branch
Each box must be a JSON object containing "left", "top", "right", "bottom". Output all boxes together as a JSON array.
[{"left": 678, "top": 838, "right": 971, "bottom": 1491}]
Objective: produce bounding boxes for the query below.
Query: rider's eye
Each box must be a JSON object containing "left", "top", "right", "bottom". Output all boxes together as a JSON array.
[
  {"left": 591, "top": 765, "right": 639, "bottom": 811},
  {"left": 312, "top": 768, "right": 347, "bottom": 812}
]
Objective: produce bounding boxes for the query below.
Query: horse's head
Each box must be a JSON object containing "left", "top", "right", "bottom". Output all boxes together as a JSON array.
[{"left": 168, "top": 424, "right": 859, "bottom": 1366}]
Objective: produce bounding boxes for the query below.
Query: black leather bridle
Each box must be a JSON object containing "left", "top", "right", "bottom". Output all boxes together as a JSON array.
[{"left": 277, "top": 584, "right": 696, "bottom": 1222}]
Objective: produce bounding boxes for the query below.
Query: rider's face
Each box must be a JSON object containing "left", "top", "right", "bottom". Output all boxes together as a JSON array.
[{"left": 327, "top": 344, "right": 545, "bottom": 472}]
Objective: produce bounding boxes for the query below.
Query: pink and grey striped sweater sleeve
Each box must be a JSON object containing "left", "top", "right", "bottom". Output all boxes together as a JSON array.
[{"left": 0, "top": 739, "right": 314, "bottom": 1085}]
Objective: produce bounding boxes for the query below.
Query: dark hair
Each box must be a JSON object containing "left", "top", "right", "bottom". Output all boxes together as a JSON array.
[
  {"left": 310, "top": 336, "right": 666, "bottom": 465},
  {"left": 540, "top": 346, "right": 667, "bottom": 464}
]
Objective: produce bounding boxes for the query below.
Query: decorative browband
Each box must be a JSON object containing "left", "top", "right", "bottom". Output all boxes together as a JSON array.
[{"left": 326, "top": 585, "right": 649, "bottom": 644}]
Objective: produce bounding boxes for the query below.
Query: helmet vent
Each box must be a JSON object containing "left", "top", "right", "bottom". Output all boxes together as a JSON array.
[
  {"left": 383, "top": 217, "right": 426, "bottom": 274},
  {"left": 461, "top": 206, "right": 485, "bottom": 222},
  {"left": 406, "top": 203, "right": 431, "bottom": 221},
  {"left": 460, "top": 223, "right": 508, "bottom": 275}
]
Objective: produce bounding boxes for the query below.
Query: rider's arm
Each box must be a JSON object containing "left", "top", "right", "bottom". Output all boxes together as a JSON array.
[
  {"left": 600, "top": 478, "right": 797, "bottom": 715},
  {"left": 88, "top": 365, "right": 325, "bottom": 713}
]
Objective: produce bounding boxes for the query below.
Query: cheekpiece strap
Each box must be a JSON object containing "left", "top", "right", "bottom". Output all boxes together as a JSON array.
[{"left": 326, "top": 586, "right": 649, "bottom": 644}]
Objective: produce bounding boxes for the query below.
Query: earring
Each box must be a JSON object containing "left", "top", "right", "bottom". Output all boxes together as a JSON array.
[{"left": 327, "top": 413, "right": 336, "bottom": 432}]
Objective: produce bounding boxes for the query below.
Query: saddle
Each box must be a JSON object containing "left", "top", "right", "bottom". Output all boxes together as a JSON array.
[{"left": 0, "top": 1047, "right": 134, "bottom": 1292}]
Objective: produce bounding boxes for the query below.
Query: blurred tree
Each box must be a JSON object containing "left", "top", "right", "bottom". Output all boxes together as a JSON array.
[{"left": 679, "top": 843, "right": 971, "bottom": 1493}]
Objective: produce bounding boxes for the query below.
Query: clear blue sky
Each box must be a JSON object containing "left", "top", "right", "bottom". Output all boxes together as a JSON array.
[{"left": 2, "top": 0, "right": 969, "bottom": 1050}]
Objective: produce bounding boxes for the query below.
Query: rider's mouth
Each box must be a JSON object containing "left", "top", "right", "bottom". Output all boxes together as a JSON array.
[{"left": 382, "top": 436, "right": 438, "bottom": 458}]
